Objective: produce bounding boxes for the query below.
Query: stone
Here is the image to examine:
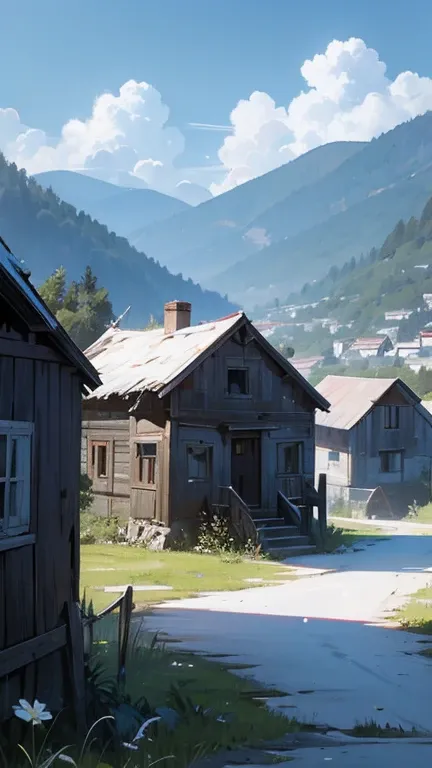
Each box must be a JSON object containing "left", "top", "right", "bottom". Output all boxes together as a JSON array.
[{"left": 126, "top": 517, "right": 171, "bottom": 549}]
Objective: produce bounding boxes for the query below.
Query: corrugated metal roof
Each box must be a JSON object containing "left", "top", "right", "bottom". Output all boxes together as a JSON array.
[
  {"left": 349, "top": 337, "right": 388, "bottom": 350},
  {"left": 85, "top": 311, "right": 330, "bottom": 412},
  {"left": 315, "top": 375, "right": 399, "bottom": 430},
  {"left": 85, "top": 312, "right": 245, "bottom": 401}
]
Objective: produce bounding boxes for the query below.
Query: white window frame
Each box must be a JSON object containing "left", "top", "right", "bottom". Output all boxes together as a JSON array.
[{"left": 0, "top": 420, "right": 33, "bottom": 537}]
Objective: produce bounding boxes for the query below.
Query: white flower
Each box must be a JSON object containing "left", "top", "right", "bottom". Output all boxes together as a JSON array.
[
  {"left": 123, "top": 742, "right": 139, "bottom": 751},
  {"left": 12, "top": 699, "right": 52, "bottom": 726}
]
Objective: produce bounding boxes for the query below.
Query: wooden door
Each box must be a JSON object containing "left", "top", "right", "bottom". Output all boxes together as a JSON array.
[{"left": 231, "top": 436, "right": 261, "bottom": 507}]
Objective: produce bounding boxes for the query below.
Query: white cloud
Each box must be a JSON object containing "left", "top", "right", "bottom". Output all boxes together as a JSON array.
[
  {"left": 0, "top": 81, "right": 194, "bottom": 199},
  {"left": 2, "top": 39, "right": 432, "bottom": 201},
  {"left": 211, "top": 37, "right": 432, "bottom": 194}
]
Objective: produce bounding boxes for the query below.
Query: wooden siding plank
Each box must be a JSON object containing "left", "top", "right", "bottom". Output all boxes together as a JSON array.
[
  {"left": 0, "top": 357, "right": 14, "bottom": 420},
  {"left": 0, "top": 626, "right": 66, "bottom": 677},
  {"left": 0, "top": 338, "right": 64, "bottom": 363},
  {"left": 13, "top": 358, "right": 35, "bottom": 421}
]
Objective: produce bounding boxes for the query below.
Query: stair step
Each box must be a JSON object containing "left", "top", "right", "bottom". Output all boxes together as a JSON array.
[
  {"left": 263, "top": 535, "right": 310, "bottom": 548},
  {"left": 253, "top": 517, "right": 283, "bottom": 528},
  {"left": 256, "top": 525, "right": 300, "bottom": 539},
  {"left": 266, "top": 545, "right": 317, "bottom": 559}
]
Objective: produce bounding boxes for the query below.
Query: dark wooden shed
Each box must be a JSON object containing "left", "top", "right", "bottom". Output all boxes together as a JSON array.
[{"left": 0, "top": 238, "right": 100, "bottom": 722}]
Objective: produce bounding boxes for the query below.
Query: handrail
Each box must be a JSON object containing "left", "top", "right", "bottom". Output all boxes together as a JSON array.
[
  {"left": 219, "top": 486, "right": 259, "bottom": 548},
  {"left": 277, "top": 489, "right": 301, "bottom": 527}
]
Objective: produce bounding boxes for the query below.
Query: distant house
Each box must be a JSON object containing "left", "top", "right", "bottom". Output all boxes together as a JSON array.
[
  {"left": 420, "top": 330, "right": 432, "bottom": 350},
  {"left": 343, "top": 336, "right": 393, "bottom": 359},
  {"left": 291, "top": 356, "right": 325, "bottom": 379},
  {"left": 0, "top": 237, "right": 100, "bottom": 722},
  {"left": 394, "top": 341, "right": 421, "bottom": 358},
  {"left": 82, "top": 302, "right": 329, "bottom": 555},
  {"left": 384, "top": 310, "right": 413, "bottom": 322},
  {"left": 315, "top": 375, "right": 432, "bottom": 517},
  {"left": 332, "top": 338, "right": 355, "bottom": 359}
]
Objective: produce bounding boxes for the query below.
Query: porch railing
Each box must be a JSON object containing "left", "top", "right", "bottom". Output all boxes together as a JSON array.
[{"left": 218, "top": 486, "right": 259, "bottom": 548}]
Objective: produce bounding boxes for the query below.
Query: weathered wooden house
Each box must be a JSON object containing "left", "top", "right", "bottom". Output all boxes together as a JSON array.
[
  {"left": 82, "top": 301, "right": 330, "bottom": 556},
  {"left": 315, "top": 375, "right": 432, "bottom": 517},
  {"left": 0, "top": 238, "right": 100, "bottom": 722}
]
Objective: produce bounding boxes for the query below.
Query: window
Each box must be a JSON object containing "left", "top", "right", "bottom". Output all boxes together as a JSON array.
[
  {"left": 227, "top": 368, "right": 249, "bottom": 396},
  {"left": 384, "top": 405, "right": 400, "bottom": 430},
  {"left": 187, "top": 445, "right": 212, "bottom": 480},
  {"left": 0, "top": 421, "right": 32, "bottom": 537},
  {"left": 89, "top": 441, "right": 109, "bottom": 478},
  {"left": 328, "top": 450, "right": 340, "bottom": 462},
  {"left": 278, "top": 443, "right": 302, "bottom": 474},
  {"left": 380, "top": 450, "right": 402, "bottom": 473},
  {"left": 134, "top": 442, "right": 157, "bottom": 486}
]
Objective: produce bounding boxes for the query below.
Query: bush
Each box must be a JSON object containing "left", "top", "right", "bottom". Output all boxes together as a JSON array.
[
  {"left": 195, "top": 511, "right": 259, "bottom": 559},
  {"left": 80, "top": 473, "right": 94, "bottom": 513},
  {"left": 80, "top": 512, "right": 124, "bottom": 544}
]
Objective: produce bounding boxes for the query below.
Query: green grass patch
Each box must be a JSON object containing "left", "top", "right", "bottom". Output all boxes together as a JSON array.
[
  {"left": 403, "top": 502, "right": 432, "bottom": 524},
  {"left": 394, "top": 584, "right": 432, "bottom": 635},
  {"left": 81, "top": 545, "right": 295, "bottom": 612},
  {"left": 350, "top": 718, "right": 421, "bottom": 738},
  {"left": 318, "top": 522, "right": 389, "bottom": 553},
  {"left": 89, "top": 621, "right": 298, "bottom": 762}
]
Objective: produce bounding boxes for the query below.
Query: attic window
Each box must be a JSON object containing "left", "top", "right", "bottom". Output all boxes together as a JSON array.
[
  {"left": 384, "top": 405, "right": 399, "bottom": 430},
  {"left": 227, "top": 368, "right": 249, "bottom": 396}
]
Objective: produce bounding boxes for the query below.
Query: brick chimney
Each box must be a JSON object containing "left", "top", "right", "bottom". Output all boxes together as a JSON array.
[{"left": 164, "top": 301, "right": 192, "bottom": 334}]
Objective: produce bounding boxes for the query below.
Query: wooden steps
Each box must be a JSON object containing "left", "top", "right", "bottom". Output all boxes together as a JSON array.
[{"left": 253, "top": 515, "right": 316, "bottom": 559}]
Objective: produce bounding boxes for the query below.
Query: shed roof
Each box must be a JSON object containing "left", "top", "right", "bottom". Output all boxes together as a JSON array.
[
  {"left": 85, "top": 311, "right": 330, "bottom": 411},
  {"left": 315, "top": 375, "right": 419, "bottom": 430},
  {"left": 0, "top": 236, "right": 101, "bottom": 389},
  {"left": 348, "top": 337, "right": 390, "bottom": 351}
]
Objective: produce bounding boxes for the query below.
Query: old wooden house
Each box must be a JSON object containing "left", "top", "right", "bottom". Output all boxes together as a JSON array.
[
  {"left": 0, "top": 238, "right": 100, "bottom": 722},
  {"left": 315, "top": 375, "right": 432, "bottom": 516},
  {"left": 82, "top": 301, "right": 329, "bottom": 556}
]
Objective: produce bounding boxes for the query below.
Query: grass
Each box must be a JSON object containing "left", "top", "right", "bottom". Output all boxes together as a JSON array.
[
  {"left": 350, "top": 718, "right": 420, "bottom": 738},
  {"left": 87, "top": 619, "right": 300, "bottom": 765},
  {"left": 319, "top": 522, "right": 390, "bottom": 553},
  {"left": 403, "top": 502, "right": 432, "bottom": 524},
  {"left": 394, "top": 583, "right": 432, "bottom": 635},
  {"left": 81, "top": 545, "right": 295, "bottom": 612}
]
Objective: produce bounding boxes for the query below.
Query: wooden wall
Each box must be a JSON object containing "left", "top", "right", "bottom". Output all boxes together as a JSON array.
[
  {"left": 0, "top": 323, "right": 83, "bottom": 720},
  {"left": 81, "top": 417, "right": 130, "bottom": 519}
]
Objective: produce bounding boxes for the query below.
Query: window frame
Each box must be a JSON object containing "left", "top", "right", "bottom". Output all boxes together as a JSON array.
[
  {"left": 380, "top": 449, "right": 403, "bottom": 474},
  {"left": 0, "top": 420, "right": 33, "bottom": 538},
  {"left": 226, "top": 367, "right": 250, "bottom": 398},
  {"left": 88, "top": 440, "right": 110, "bottom": 480},
  {"left": 383, "top": 405, "right": 400, "bottom": 430},
  {"left": 133, "top": 440, "right": 158, "bottom": 489},
  {"left": 328, "top": 450, "right": 340, "bottom": 463},
  {"left": 277, "top": 442, "right": 303, "bottom": 476},
  {"left": 187, "top": 443, "right": 212, "bottom": 482}
]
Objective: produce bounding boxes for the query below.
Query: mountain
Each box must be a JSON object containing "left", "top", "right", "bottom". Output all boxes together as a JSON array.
[
  {"left": 133, "top": 112, "right": 432, "bottom": 308},
  {"left": 132, "top": 141, "right": 366, "bottom": 279},
  {"left": 0, "top": 156, "right": 236, "bottom": 327},
  {"left": 262, "top": 194, "right": 432, "bottom": 359},
  {"left": 35, "top": 170, "right": 190, "bottom": 238},
  {"left": 205, "top": 113, "right": 432, "bottom": 304}
]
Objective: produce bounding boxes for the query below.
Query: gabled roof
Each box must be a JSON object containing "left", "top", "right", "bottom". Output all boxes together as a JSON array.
[
  {"left": 0, "top": 237, "right": 101, "bottom": 389},
  {"left": 315, "top": 375, "right": 419, "bottom": 431},
  {"left": 85, "top": 311, "right": 330, "bottom": 411}
]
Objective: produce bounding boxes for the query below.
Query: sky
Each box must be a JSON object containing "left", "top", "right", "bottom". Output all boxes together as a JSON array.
[{"left": 2, "top": 0, "right": 432, "bottom": 200}]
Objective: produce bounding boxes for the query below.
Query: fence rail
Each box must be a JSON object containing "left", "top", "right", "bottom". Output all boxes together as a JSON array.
[
  {"left": 82, "top": 585, "right": 134, "bottom": 683},
  {"left": 327, "top": 484, "right": 375, "bottom": 518}
]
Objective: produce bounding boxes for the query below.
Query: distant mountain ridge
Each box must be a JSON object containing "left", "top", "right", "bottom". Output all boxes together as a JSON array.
[
  {"left": 0, "top": 157, "right": 236, "bottom": 327},
  {"left": 35, "top": 170, "right": 190, "bottom": 239},
  {"left": 133, "top": 141, "right": 365, "bottom": 281},
  {"left": 131, "top": 112, "right": 432, "bottom": 308}
]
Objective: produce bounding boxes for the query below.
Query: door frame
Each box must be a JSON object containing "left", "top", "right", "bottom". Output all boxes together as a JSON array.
[{"left": 229, "top": 430, "right": 262, "bottom": 507}]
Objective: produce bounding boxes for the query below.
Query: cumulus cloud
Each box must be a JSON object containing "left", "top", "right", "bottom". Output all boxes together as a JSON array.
[
  {"left": 211, "top": 37, "right": 432, "bottom": 194},
  {"left": 3, "top": 39, "right": 432, "bottom": 201},
  {"left": 0, "top": 81, "right": 191, "bottom": 198}
]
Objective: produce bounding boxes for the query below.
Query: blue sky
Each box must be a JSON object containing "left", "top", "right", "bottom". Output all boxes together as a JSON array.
[{"left": 2, "top": 0, "right": 432, "bottom": 198}]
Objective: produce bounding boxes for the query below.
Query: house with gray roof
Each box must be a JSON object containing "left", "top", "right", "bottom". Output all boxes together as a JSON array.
[
  {"left": 315, "top": 375, "right": 432, "bottom": 517},
  {"left": 82, "top": 300, "right": 330, "bottom": 555}
]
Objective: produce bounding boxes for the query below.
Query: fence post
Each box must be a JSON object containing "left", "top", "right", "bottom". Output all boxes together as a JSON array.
[
  {"left": 318, "top": 474, "right": 327, "bottom": 539},
  {"left": 118, "top": 585, "right": 134, "bottom": 686}
]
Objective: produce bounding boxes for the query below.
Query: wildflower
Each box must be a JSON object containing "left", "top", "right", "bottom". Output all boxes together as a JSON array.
[{"left": 13, "top": 699, "right": 52, "bottom": 725}]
